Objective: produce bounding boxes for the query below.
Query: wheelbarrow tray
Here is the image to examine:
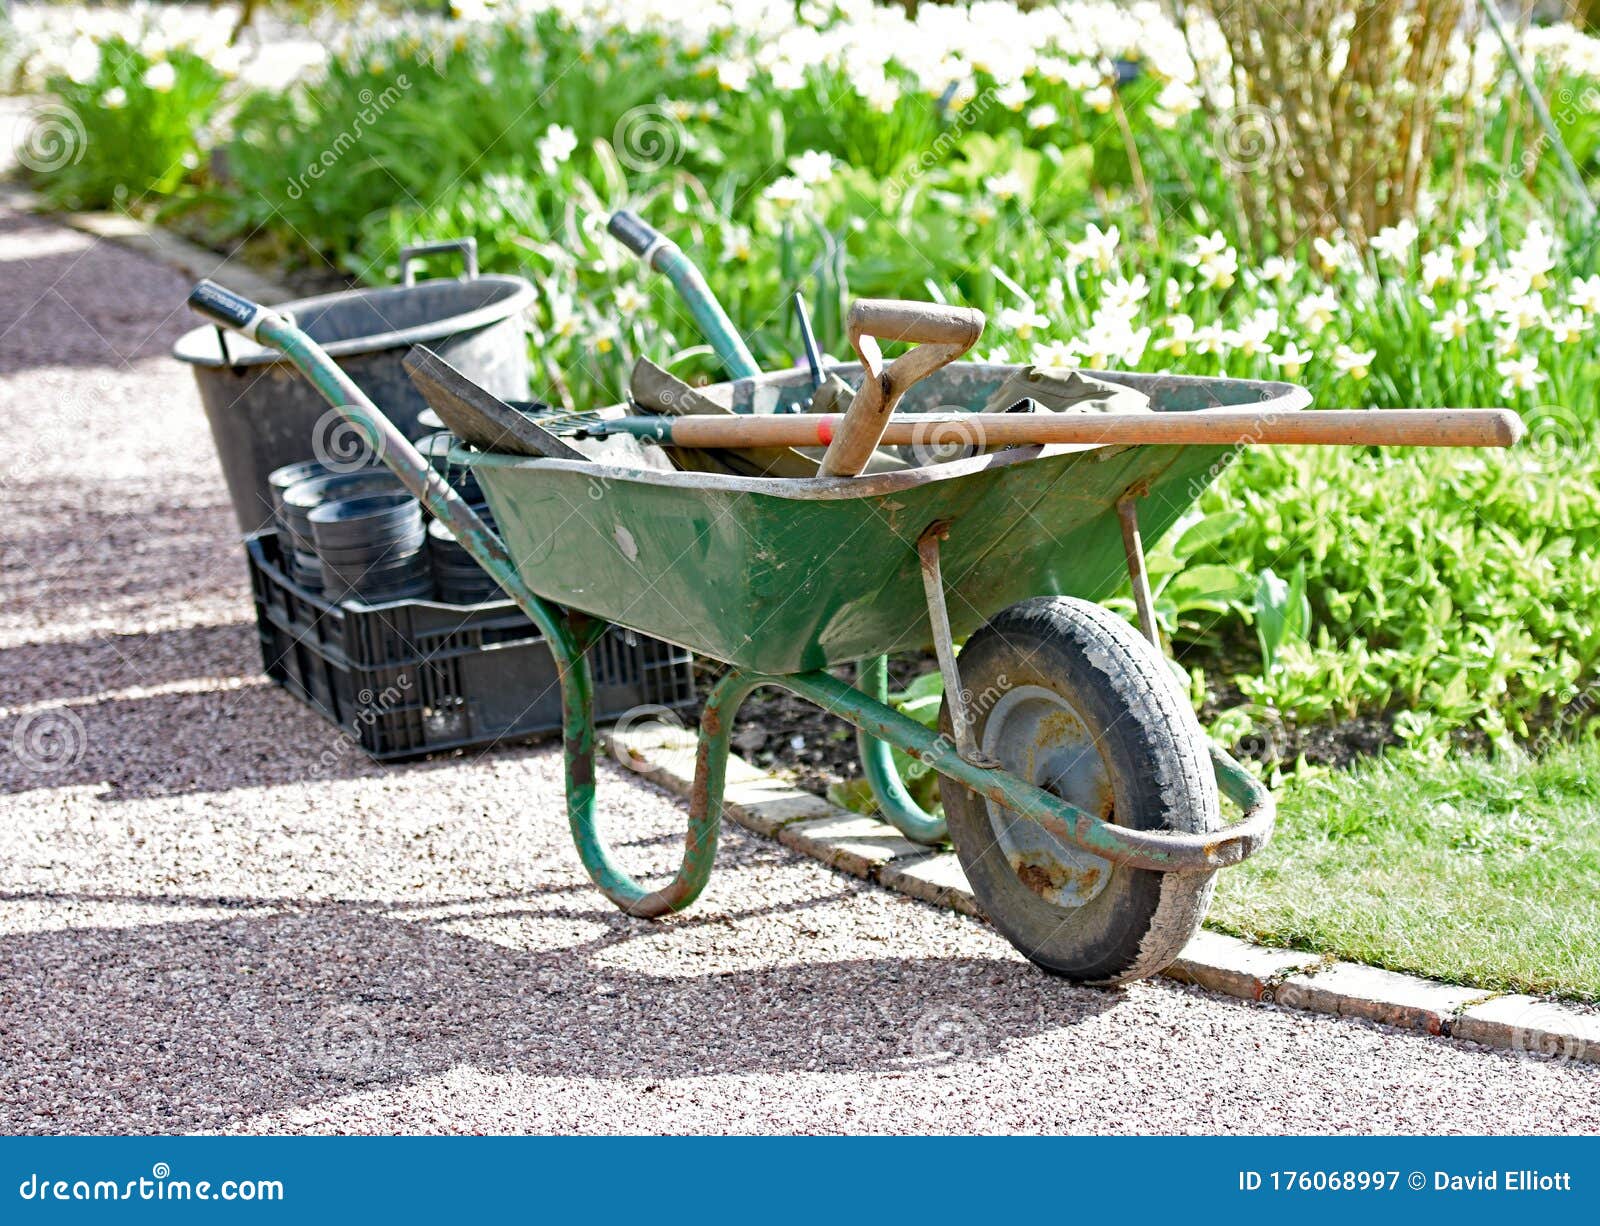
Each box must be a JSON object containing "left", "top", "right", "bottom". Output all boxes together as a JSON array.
[{"left": 461, "top": 365, "right": 1309, "bottom": 674}]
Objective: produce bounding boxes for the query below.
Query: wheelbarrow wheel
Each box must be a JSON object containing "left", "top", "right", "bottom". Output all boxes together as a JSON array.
[{"left": 939, "top": 596, "right": 1219, "bottom": 985}]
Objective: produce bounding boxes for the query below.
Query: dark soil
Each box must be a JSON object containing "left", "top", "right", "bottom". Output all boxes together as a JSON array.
[{"left": 696, "top": 647, "right": 1404, "bottom": 805}]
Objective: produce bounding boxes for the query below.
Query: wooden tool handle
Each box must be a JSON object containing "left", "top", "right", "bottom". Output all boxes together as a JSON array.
[
  {"left": 846, "top": 299, "right": 987, "bottom": 349},
  {"left": 817, "top": 299, "right": 986, "bottom": 478},
  {"left": 663, "top": 408, "right": 1526, "bottom": 451}
]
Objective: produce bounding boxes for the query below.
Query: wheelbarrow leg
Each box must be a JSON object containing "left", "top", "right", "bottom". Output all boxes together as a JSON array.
[
  {"left": 1116, "top": 489, "right": 1162, "bottom": 651},
  {"left": 856, "top": 655, "right": 948, "bottom": 845},
  {"left": 565, "top": 631, "right": 724, "bottom": 918}
]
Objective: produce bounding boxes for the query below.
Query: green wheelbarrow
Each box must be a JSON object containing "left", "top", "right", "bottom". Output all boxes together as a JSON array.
[{"left": 187, "top": 280, "right": 1521, "bottom": 985}]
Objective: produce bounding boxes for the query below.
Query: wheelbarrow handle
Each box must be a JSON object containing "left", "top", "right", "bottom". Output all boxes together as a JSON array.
[
  {"left": 185, "top": 279, "right": 558, "bottom": 640},
  {"left": 188, "top": 280, "right": 269, "bottom": 339},
  {"left": 818, "top": 298, "right": 986, "bottom": 478}
]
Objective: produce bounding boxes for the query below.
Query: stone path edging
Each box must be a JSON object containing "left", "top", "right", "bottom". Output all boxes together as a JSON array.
[{"left": 609, "top": 724, "right": 1600, "bottom": 1065}]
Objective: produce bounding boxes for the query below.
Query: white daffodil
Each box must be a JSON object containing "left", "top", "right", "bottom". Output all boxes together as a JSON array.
[
  {"left": 1370, "top": 219, "right": 1419, "bottom": 265},
  {"left": 1066, "top": 223, "right": 1120, "bottom": 276},
  {"left": 985, "top": 170, "right": 1028, "bottom": 201},
  {"left": 1295, "top": 288, "right": 1339, "bottom": 332},
  {"left": 1332, "top": 345, "right": 1375, "bottom": 379},
  {"left": 536, "top": 124, "right": 578, "bottom": 173},
  {"left": 1258, "top": 256, "right": 1296, "bottom": 287},
  {"left": 1458, "top": 219, "right": 1488, "bottom": 259},
  {"left": 1155, "top": 78, "right": 1200, "bottom": 117},
  {"left": 1510, "top": 221, "right": 1555, "bottom": 290},
  {"left": 1083, "top": 84, "right": 1114, "bottom": 113},
  {"left": 142, "top": 60, "right": 177, "bottom": 92},
  {"left": 997, "top": 306, "right": 1049, "bottom": 341},
  {"left": 1568, "top": 274, "right": 1600, "bottom": 315},
  {"left": 1271, "top": 342, "right": 1313, "bottom": 378},
  {"left": 1420, "top": 246, "right": 1456, "bottom": 292},
  {"left": 1032, "top": 339, "right": 1079, "bottom": 367},
  {"left": 1192, "top": 323, "right": 1228, "bottom": 355},
  {"left": 1312, "top": 234, "right": 1358, "bottom": 276},
  {"left": 996, "top": 78, "right": 1031, "bottom": 111},
  {"left": 1549, "top": 311, "right": 1591, "bottom": 344},
  {"left": 592, "top": 321, "right": 620, "bottom": 355},
  {"left": 1026, "top": 104, "right": 1059, "bottom": 130},
  {"left": 723, "top": 226, "right": 752, "bottom": 262},
  {"left": 1100, "top": 274, "right": 1149, "bottom": 313},
  {"left": 1496, "top": 354, "right": 1545, "bottom": 395},
  {"left": 762, "top": 175, "right": 812, "bottom": 209},
  {"left": 1042, "top": 278, "right": 1066, "bottom": 312},
  {"left": 788, "top": 149, "right": 835, "bottom": 185},
  {"left": 1152, "top": 313, "right": 1196, "bottom": 355},
  {"left": 614, "top": 284, "right": 648, "bottom": 315},
  {"left": 1430, "top": 301, "right": 1472, "bottom": 340},
  {"left": 716, "top": 60, "right": 752, "bottom": 91},
  {"left": 1184, "top": 231, "right": 1237, "bottom": 290},
  {"left": 546, "top": 294, "right": 580, "bottom": 340},
  {"left": 1227, "top": 311, "right": 1276, "bottom": 358}
]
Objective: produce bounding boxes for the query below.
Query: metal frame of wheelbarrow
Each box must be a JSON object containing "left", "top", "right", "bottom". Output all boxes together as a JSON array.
[{"left": 187, "top": 281, "right": 1275, "bottom": 920}]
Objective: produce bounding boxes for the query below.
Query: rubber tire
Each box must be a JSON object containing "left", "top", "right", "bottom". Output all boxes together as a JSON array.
[{"left": 940, "top": 596, "right": 1219, "bottom": 985}]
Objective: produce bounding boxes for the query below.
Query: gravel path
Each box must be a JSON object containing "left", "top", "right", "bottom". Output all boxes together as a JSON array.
[{"left": 1, "top": 203, "right": 1596, "bottom": 1135}]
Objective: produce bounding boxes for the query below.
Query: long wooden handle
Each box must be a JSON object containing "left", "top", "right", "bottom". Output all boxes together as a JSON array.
[
  {"left": 659, "top": 408, "right": 1526, "bottom": 451},
  {"left": 817, "top": 299, "right": 986, "bottom": 478}
]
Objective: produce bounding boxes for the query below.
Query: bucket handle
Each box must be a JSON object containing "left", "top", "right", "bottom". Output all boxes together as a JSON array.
[{"left": 399, "top": 238, "right": 479, "bottom": 286}]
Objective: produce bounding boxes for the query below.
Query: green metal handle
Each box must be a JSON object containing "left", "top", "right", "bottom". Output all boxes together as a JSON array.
[
  {"left": 187, "top": 278, "right": 719, "bottom": 920},
  {"left": 607, "top": 210, "right": 760, "bottom": 380}
]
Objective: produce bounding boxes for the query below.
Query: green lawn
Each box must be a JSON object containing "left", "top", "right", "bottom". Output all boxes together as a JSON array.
[{"left": 1209, "top": 744, "right": 1600, "bottom": 1001}]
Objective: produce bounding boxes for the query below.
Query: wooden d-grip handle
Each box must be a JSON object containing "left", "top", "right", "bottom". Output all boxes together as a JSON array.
[{"left": 817, "top": 299, "right": 986, "bottom": 478}]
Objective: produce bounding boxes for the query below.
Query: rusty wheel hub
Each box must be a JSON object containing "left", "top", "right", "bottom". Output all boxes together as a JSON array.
[{"left": 981, "top": 685, "right": 1114, "bottom": 909}]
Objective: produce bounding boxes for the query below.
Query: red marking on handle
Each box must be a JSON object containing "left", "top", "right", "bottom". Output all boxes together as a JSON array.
[{"left": 817, "top": 416, "right": 835, "bottom": 445}]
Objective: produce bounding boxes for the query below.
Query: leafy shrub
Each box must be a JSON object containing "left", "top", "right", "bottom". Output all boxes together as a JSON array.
[{"left": 30, "top": 36, "right": 225, "bottom": 210}]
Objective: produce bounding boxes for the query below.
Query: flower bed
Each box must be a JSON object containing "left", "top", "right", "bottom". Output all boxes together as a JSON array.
[{"left": 11, "top": 0, "right": 1600, "bottom": 762}]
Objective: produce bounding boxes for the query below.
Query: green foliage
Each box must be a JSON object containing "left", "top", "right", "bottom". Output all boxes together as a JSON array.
[
  {"left": 21, "top": 7, "right": 1600, "bottom": 757},
  {"left": 29, "top": 37, "right": 224, "bottom": 210}
]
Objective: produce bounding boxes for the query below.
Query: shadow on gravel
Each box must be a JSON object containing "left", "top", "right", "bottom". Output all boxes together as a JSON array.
[
  {"left": 0, "top": 893, "right": 1126, "bottom": 1133},
  {"left": 0, "top": 214, "right": 190, "bottom": 373},
  {"left": 0, "top": 671, "right": 565, "bottom": 797},
  {"left": 0, "top": 624, "right": 256, "bottom": 707}
]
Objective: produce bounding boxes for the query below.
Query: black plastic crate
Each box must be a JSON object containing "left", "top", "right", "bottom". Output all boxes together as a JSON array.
[{"left": 245, "top": 531, "right": 696, "bottom": 761}]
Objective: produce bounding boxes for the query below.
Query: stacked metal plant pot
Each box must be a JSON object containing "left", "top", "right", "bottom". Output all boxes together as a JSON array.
[
  {"left": 310, "top": 493, "right": 433, "bottom": 603},
  {"left": 274, "top": 466, "right": 406, "bottom": 594},
  {"left": 265, "top": 436, "right": 504, "bottom": 607},
  {"left": 427, "top": 518, "right": 501, "bottom": 604}
]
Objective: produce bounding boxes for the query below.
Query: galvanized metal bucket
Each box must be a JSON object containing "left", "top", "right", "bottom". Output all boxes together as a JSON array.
[{"left": 173, "top": 239, "right": 534, "bottom": 531}]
